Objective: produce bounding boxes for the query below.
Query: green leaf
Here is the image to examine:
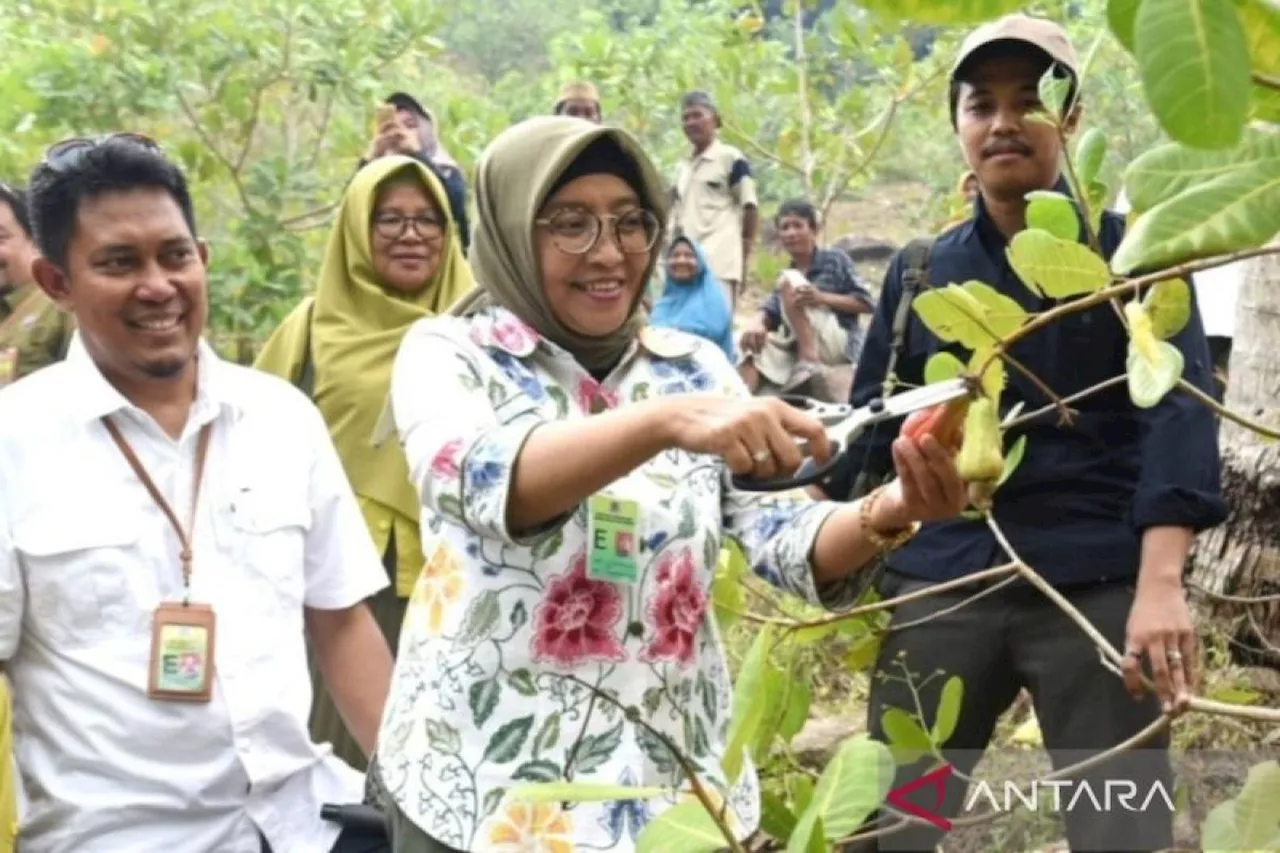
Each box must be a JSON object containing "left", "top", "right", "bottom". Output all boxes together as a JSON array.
[
  {"left": 508, "top": 668, "right": 537, "bottom": 696},
  {"left": 1037, "top": 64, "right": 1073, "bottom": 118},
  {"left": 759, "top": 790, "right": 799, "bottom": 842},
  {"left": 1207, "top": 685, "right": 1263, "bottom": 705},
  {"left": 961, "top": 281, "right": 1028, "bottom": 338},
  {"left": 511, "top": 759, "right": 563, "bottom": 783},
  {"left": 1111, "top": 160, "right": 1280, "bottom": 274},
  {"left": 931, "top": 676, "right": 964, "bottom": 745},
  {"left": 509, "top": 780, "right": 668, "bottom": 802},
  {"left": 844, "top": 631, "right": 883, "bottom": 671},
  {"left": 636, "top": 800, "right": 728, "bottom": 853},
  {"left": 533, "top": 712, "right": 561, "bottom": 757},
  {"left": 424, "top": 718, "right": 462, "bottom": 755},
  {"left": 1241, "top": 0, "right": 1280, "bottom": 124},
  {"left": 751, "top": 661, "right": 788, "bottom": 762},
  {"left": 792, "top": 774, "right": 816, "bottom": 817},
  {"left": 844, "top": 0, "right": 1025, "bottom": 24},
  {"left": 779, "top": 677, "right": 813, "bottom": 743},
  {"left": 997, "top": 435, "right": 1028, "bottom": 487},
  {"left": 484, "top": 715, "right": 535, "bottom": 764},
  {"left": 1026, "top": 191, "right": 1080, "bottom": 242},
  {"left": 795, "top": 734, "right": 896, "bottom": 841},
  {"left": 1007, "top": 229, "right": 1113, "bottom": 298},
  {"left": 1127, "top": 338, "right": 1185, "bottom": 408},
  {"left": 1233, "top": 760, "right": 1280, "bottom": 847},
  {"left": 787, "top": 810, "right": 826, "bottom": 853},
  {"left": 1086, "top": 179, "right": 1109, "bottom": 234},
  {"left": 637, "top": 725, "right": 678, "bottom": 775},
  {"left": 1075, "top": 128, "right": 1108, "bottom": 187},
  {"left": 532, "top": 527, "right": 564, "bottom": 560},
  {"left": 1108, "top": 0, "right": 1143, "bottom": 52},
  {"left": 469, "top": 678, "right": 501, "bottom": 728},
  {"left": 1122, "top": 131, "right": 1280, "bottom": 213},
  {"left": 454, "top": 589, "right": 502, "bottom": 647},
  {"left": 924, "top": 352, "right": 966, "bottom": 384},
  {"left": 1201, "top": 799, "right": 1245, "bottom": 851},
  {"left": 711, "top": 542, "right": 746, "bottom": 631},
  {"left": 1143, "top": 278, "right": 1192, "bottom": 340},
  {"left": 723, "top": 624, "right": 775, "bottom": 783},
  {"left": 1134, "top": 0, "right": 1251, "bottom": 150},
  {"left": 881, "top": 707, "right": 934, "bottom": 764},
  {"left": 571, "top": 720, "right": 624, "bottom": 774},
  {"left": 911, "top": 285, "right": 995, "bottom": 349}
]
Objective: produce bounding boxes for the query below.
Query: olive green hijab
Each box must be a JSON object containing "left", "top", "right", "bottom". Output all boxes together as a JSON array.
[{"left": 450, "top": 116, "right": 669, "bottom": 371}]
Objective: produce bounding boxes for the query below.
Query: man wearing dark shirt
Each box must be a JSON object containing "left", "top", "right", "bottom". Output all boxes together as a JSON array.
[
  {"left": 739, "top": 199, "right": 874, "bottom": 397},
  {"left": 820, "top": 15, "right": 1228, "bottom": 853}
]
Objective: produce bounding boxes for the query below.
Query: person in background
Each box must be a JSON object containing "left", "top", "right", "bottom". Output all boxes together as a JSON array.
[
  {"left": 669, "top": 90, "right": 758, "bottom": 313},
  {"left": 1, "top": 134, "right": 394, "bottom": 852},
  {"left": 370, "top": 116, "right": 970, "bottom": 853},
  {"left": 363, "top": 91, "right": 471, "bottom": 254},
  {"left": 552, "top": 80, "right": 602, "bottom": 123},
  {"left": 649, "top": 235, "right": 736, "bottom": 361},
  {"left": 0, "top": 183, "right": 74, "bottom": 385},
  {"left": 821, "top": 15, "right": 1227, "bottom": 853},
  {"left": 738, "top": 199, "right": 874, "bottom": 398},
  {"left": 254, "top": 155, "right": 474, "bottom": 771}
]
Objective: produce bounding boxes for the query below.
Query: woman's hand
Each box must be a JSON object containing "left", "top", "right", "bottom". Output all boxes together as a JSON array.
[
  {"left": 660, "top": 395, "right": 831, "bottom": 481},
  {"left": 869, "top": 434, "right": 970, "bottom": 530}
]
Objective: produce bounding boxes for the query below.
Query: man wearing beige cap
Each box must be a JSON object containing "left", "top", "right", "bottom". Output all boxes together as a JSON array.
[
  {"left": 553, "top": 80, "right": 602, "bottom": 123},
  {"left": 821, "top": 14, "right": 1226, "bottom": 853}
]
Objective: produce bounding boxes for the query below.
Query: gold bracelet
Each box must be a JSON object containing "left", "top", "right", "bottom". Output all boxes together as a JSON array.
[{"left": 859, "top": 485, "right": 920, "bottom": 552}]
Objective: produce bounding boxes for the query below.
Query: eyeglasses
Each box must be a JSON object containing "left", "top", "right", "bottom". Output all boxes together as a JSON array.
[
  {"left": 372, "top": 213, "right": 445, "bottom": 241},
  {"left": 42, "top": 133, "right": 162, "bottom": 172},
  {"left": 535, "top": 207, "right": 660, "bottom": 256}
]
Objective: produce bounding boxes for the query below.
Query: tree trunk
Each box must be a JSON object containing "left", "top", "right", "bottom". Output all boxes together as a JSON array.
[{"left": 1189, "top": 253, "right": 1280, "bottom": 668}]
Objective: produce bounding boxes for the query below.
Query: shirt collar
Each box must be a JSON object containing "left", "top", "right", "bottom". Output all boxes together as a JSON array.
[
  {"left": 470, "top": 306, "right": 700, "bottom": 364},
  {"left": 63, "top": 333, "right": 244, "bottom": 428},
  {"left": 689, "top": 138, "right": 724, "bottom": 163}
]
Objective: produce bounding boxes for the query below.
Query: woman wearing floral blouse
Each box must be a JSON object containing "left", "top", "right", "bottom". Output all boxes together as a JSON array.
[{"left": 373, "top": 117, "right": 969, "bottom": 852}]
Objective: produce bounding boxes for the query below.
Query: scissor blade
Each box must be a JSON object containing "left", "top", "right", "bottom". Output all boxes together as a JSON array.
[{"left": 878, "top": 377, "right": 972, "bottom": 420}]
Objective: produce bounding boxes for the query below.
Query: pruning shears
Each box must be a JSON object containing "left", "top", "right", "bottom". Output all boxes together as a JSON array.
[{"left": 730, "top": 377, "right": 974, "bottom": 492}]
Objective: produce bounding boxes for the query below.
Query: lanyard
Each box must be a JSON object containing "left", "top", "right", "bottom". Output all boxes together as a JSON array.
[{"left": 102, "top": 416, "right": 213, "bottom": 605}]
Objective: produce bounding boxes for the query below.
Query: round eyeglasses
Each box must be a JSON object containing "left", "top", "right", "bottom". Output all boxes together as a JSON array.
[{"left": 535, "top": 207, "right": 660, "bottom": 256}]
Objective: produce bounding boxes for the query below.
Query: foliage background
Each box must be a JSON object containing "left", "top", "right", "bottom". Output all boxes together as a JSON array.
[{"left": 0, "top": 0, "right": 1163, "bottom": 361}]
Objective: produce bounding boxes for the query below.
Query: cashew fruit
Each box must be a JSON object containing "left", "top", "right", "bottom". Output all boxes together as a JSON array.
[
  {"left": 901, "top": 396, "right": 971, "bottom": 451},
  {"left": 955, "top": 395, "right": 1004, "bottom": 510}
]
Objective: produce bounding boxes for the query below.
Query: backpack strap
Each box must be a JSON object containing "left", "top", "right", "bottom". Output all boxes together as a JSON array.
[
  {"left": 297, "top": 299, "right": 317, "bottom": 399},
  {"left": 881, "top": 236, "right": 934, "bottom": 398}
]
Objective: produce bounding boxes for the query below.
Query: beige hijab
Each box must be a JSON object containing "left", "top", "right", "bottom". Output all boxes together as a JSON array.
[{"left": 450, "top": 116, "right": 669, "bottom": 371}]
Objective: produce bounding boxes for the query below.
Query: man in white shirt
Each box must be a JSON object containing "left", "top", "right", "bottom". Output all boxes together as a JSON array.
[{"left": 0, "top": 133, "right": 394, "bottom": 852}]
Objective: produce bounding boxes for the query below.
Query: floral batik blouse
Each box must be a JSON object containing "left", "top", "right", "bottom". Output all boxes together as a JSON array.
[{"left": 377, "top": 305, "right": 859, "bottom": 852}]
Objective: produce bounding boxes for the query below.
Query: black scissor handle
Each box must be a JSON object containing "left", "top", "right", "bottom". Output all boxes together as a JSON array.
[{"left": 730, "top": 437, "right": 847, "bottom": 492}]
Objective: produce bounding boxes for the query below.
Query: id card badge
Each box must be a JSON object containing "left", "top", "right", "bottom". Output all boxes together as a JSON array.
[
  {"left": 586, "top": 494, "right": 642, "bottom": 585},
  {"left": 148, "top": 602, "right": 217, "bottom": 703},
  {"left": 0, "top": 348, "right": 16, "bottom": 387}
]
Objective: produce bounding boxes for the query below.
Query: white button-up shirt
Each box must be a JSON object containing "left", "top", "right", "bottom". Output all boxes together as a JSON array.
[{"left": 0, "top": 336, "right": 389, "bottom": 853}]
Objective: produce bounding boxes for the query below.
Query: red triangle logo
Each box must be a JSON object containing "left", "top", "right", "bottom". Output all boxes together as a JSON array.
[{"left": 886, "top": 762, "right": 954, "bottom": 831}]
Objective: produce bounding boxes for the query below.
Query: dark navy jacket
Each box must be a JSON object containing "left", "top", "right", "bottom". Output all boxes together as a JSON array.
[{"left": 824, "top": 186, "right": 1229, "bottom": 587}]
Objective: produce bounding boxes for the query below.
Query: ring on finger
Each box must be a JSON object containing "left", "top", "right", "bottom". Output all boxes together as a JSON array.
[
  {"left": 1166, "top": 649, "right": 1184, "bottom": 664},
  {"left": 752, "top": 449, "right": 771, "bottom": 463}
]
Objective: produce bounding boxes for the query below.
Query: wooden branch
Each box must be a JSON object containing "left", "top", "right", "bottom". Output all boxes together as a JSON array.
[
  {"left": 791, "top": 0, "right": 813, "bottom": 199},
  {"left": 173, "top": 86, "right": 256, "bottom": 215},
  {"left": 980, "top": 243, "right": 1280, "bottom": 378},
  {"left": 1002, "top": 375, "right": 1127, "bottom": 430},
  {"left": 1253, "top": 70, "right": 1280, "bottom": 90}
]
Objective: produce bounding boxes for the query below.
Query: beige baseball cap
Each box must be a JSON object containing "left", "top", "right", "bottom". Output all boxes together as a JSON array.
[{"left": 951, "top": 13, "right": 1079, "bottom": 82}]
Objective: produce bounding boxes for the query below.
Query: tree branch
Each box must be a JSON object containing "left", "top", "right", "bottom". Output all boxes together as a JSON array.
[
  {"left": 791, "top": 0, "right": 813, "bottom": 199},
  {"left": 1253, "top": 70, "right": 1280, "bottom": 90},
  {"left": 980, "top": 243, "right": 1280, "bottom": 379},
  {"left": 173, "top": 86, "right": 255, "bottom": 215},
  {"left": 1175, "top": 377, "right": 1280, "bottom": 441},
  {"left": 1002, "top": 375, "right": 1127, "bottom": 430}
]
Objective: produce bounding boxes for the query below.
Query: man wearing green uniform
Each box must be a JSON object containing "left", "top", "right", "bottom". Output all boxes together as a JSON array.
[{"left": 0, "top": 184, "right": 73, "bottom": 384}]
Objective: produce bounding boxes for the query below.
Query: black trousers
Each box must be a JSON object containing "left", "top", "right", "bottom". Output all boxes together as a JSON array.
[
  {"left": 852, "top": 569, "right": 1173, "bottom": 853},
  {"left": 260, "top": 827, "right": 389, "bottom": 853}
]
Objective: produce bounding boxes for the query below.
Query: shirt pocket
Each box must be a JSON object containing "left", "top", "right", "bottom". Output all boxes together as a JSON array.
[
  {"left": 218, "top": 480, "right": 310, "bottom": 609},
  {"left": 15, "top": 506, "right": 148, "bottom": 647}
]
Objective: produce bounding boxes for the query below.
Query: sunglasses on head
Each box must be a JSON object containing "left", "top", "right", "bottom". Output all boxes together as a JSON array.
[{"left": 41, "top": 133, "right": 162, "bottom": 172}]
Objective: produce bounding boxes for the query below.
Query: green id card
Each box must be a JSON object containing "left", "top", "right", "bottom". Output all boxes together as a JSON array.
[{"left": 587, "top": 494, "right": 641, "bottom": 584}]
